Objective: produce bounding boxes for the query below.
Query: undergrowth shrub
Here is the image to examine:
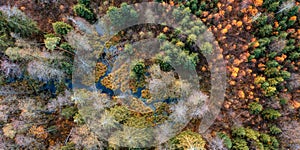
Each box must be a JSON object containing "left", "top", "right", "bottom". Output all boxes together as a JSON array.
[
  {"left": 52, "top": 22, "right": 73, "bottom": 35},
  {"left": 262, "top": 108, "right": 281, "bottom": 120},
  {"left": 169, "top": 130, "right": 206, "bottom": 149},
  {"left": 248, "top": 102, "right": 263, "bottom": 115},
  {"left": 73, "top": 4, "right": 95, "bottom": 23}
]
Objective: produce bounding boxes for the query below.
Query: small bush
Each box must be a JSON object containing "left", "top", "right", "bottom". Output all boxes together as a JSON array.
[
  {"left": 270, "top": 136, "right": 279, "bottom": 148},
  {"left": 258, "top": 25, "right": 273, "bottom": 37},
  {"left": 262, "top": 108, "right": 281, "bottom": 120},
  {"left": 60, "top": 61, "right": 73, "bottom": 75},
  {"left": 266, "top": 60, "right": 279, "bottom": 68},
  {"left": 131, "top": 60, "right": 146, "bottom": 79},
  {"left": 268, "top": 2, "right": 280, "bottom": 12},
  {"left": 290, "top": 52, "right": 300, "bottom": 60},
  {"left": 280, "top": 70, "right": 291, "bottom": 80},
  {"left": 52, "top": 22, "right": 73, "bottom": 35},
  {"left": 264, "top": 86, "right": 277, "bottom": 96},
  {"left": 61, "top": 106, "right": 77, "bottom": 119},
  {"left": 245, "top": 128, "right": 260, "bottom": 141},
  {"left": 73, "top": 113, "right": 85, "bottom": 125},
  {"left": 60, "top": 42, "right": 75, "bottom": 53},
  {"left": 78, "top": 0, "right": 90, "bottom": 6},
  {"left": 264, "top": 67, "right": 280, "bottom": 77},
  {"left": 254, "top": 141, "right": 264, "bottom": 150},
  {"left": 0, "top": 32, "right": 13, "bottom": 51},
  {"left": 249, "top": 102, "right": 263, "bottom": 115},
  {"left": 44, "top": 36, "right": 61, "bottom": 51},
  {"left": 169, "top": 130, "right": 206, "bottom": 150},
  {"left": 217, "top": 132, "right": 232, "bottom": 149},
  {"left": 232, "top": 127, "right": 246, "bottom": 138},
  {"left": 260, "top": 133, "right": 271, "bottom": 144},
  {"left": 232, "top": 138, "right": 249, "bottom": 150},
  {"left": 279, "top": 98, "right": 288, "bottom": 105},
  {"left": 269, "top": 125, "right": 282, "bottom": 135},
  {"left": 157, "top": 33, "right": 167, "bottom": 41},
  {"left": 159, "top": 61, "right": 173, "bottom": 72},
  {"left": 73, "top": 4, "right": 95, "bottom": 23},
  {"left": 254, "top": 76, "right": 266, "bottom": 84},
  {"left": 200, "top": 42, "right": 213, "bottom": 54},
  {"left": 268, "top": 78, "right": 279, "bottom": 86}
]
